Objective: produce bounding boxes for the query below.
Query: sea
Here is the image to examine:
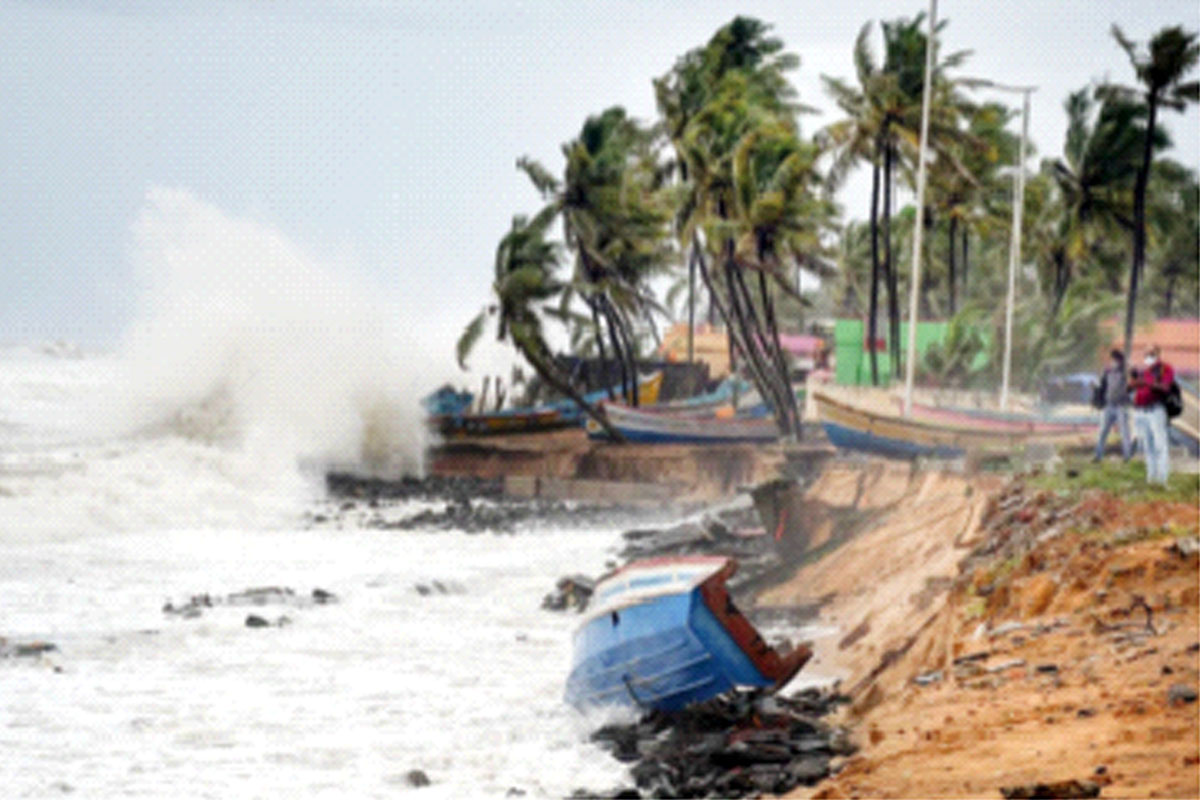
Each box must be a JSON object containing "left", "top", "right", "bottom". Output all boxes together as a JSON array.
[
  {"left": 0, "top": 341, "right": 636, "bottom": 799},
  {"left": 0, "top": 191, "right": 635, "bottom": 799}
]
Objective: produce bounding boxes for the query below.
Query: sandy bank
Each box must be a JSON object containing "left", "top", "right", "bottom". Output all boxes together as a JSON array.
[{"left": 760, "top": 465, "right": 1199, "bottom": 799}]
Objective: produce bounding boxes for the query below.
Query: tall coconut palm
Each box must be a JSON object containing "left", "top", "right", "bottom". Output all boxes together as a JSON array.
[
  {"left": 822, "top": 14, "right": 969, "bottom": 380},
  {"left": 1038, "top": 88, "right": 1151, "bottom": 312},
  {"left": 519, "top": 107, "right": 673, "bottom": 406},
  {"left": 656, "top": 16, "right": 818, "bottom": 436},
  {"left": 455, "top": 212, "right": 623, "bottom": 440},
  {"left": 1106, "top": 25, "right": 1199, "bottom": 360}
]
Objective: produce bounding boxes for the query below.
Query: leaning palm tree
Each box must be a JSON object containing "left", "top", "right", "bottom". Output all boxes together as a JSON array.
[
  {"left": 1106, "top": 25, "right": 1199, "bottom": 360},
  {"left": 518, "top": 107, "right": 673, "bottom": 407},
  {"left": 655, "top": 16, "right": 816, "bottom": 437},
  {"left": 456, "top": 212, "right": 623, "bottom": 440}
]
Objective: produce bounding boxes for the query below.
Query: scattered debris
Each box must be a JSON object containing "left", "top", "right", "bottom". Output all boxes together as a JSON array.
[
  {"left": 581, "top": 688, "right": 852, "bottom": 799},
  {"left": 1167, "top": 683, "right": 1198, "bottom": 706},
  {"left": 999, "top": 779, "right": 1100, "bottom": 799},
  {"left": 542, "top": 575, "right": 596, "bottom": 612}
]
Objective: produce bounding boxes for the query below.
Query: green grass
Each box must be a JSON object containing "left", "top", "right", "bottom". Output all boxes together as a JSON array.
[{"left": 1027, "top": 458, "right": 1200, "bottom": 505}]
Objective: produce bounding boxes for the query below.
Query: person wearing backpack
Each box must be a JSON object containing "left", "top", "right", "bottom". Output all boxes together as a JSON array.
[
  {"left": 1129, "top": 344, "right": 1175, "bottom": 485},
  {"left": 1092, "top": 349, "right": 1132, "bottom": 462}
]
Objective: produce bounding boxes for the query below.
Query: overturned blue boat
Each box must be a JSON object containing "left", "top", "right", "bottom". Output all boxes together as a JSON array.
[{"left": 565, "top": 556, "right": 811, "bottom": 712}]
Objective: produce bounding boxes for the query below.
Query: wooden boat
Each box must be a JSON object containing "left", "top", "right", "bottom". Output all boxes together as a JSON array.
[
  {"left": 432, "top": 372, "right": 661, "bottom": 438},
  {"left": 587, "top": 402, "right": 780, "bottom": 444},
  {"left": 813, "top": 389, "right": 1098, "bottom": 459},
  {"left": 565, "top": 556, "right": 811, "bottom": 711}
]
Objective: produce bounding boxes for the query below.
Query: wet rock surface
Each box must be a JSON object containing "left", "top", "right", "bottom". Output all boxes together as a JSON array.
[
  {"left": 163, "top": 586, "right": 338, "bottom": 621},
  {"left": 320, "top": 473, "right": 670, "bottom": 533},
  {"left": 577, "top": 688, "right": 852, "bottom": 799},
  {"left": 544, "top": 501, "right": 814, "bottom": 616}
]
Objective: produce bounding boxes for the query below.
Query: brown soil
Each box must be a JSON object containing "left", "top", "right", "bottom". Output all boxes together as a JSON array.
[{"left": 764, "top": 474, "right": 1200, "bottom": 799}]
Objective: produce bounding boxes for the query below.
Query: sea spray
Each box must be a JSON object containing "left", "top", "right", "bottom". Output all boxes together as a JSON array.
[
  {"left": 0, "top": 188, "right": 432, "bottom": 536},
  {"left": 114, "top": 187, "right": 426, "bottom": 475}
]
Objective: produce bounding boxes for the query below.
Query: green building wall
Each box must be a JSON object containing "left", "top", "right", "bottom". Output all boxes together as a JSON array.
[{"left": 833, "top": 318, "right": 960, "bottom": 386}]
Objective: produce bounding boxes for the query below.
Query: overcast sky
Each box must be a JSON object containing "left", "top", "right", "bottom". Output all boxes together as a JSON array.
[{"left": 2, "top": 0, "right": 1197, "bottom": 375}]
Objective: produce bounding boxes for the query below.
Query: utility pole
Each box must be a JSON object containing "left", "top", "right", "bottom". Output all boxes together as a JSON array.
[{"left": 902, "top": 0, "right": 937, "bottom": 417}]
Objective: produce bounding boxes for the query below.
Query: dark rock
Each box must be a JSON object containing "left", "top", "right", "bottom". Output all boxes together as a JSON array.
[
  {"left": 1000, "top": 779, "right": 1100, "bottom": 799},
  {"left": 404, "top": 769, "right": 431, "bottom": 787},
  {"left": 1167, "top": 683, "right": 1198, "bottom": 706},
  {"left": 312, "top": 588, "right": 337, "bottom": 604},
  {"left": 1036, "top": 664, "right": 1059, "bottom": 674},
  {"left": 244, "top": 615, "right": 270, "bottom": 628}
]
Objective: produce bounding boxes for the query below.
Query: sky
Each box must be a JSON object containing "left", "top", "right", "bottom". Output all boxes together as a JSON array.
[{"left": 2, "top": 0, "right": 1198, "bottom": 382}]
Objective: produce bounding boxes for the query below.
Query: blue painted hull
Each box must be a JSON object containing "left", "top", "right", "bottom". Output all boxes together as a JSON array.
[
  {"left": 821, "top": 420, "right": 964, "bottom": 460},
  {"left": 565, "top": 587, "right": 774, "bottom": 712}
]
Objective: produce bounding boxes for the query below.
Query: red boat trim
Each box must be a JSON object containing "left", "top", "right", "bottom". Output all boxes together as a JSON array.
[{"left": 697, "top": 566, "right": 812, "bottom": 688}]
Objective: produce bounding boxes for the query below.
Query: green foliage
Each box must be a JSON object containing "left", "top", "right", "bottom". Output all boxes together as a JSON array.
[
  {"left": 1027, "top": 458, "right": 1200, "bottom": 506},
  {"left": 920, "top": 306, "right": 989, "bottom": 388}
]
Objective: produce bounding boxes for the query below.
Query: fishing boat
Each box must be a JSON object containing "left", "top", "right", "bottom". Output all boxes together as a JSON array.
[
  {"left": 565, "top": 556, "right": 811, "bottom": 712},
  {"left": 587, "top": 401, "right": 780, "bottom": 444},
  {"left": 432, "top": 372, "right": 662, "bottom": 438},
  {"left": 813, "top": 389, "right": 1098, "bottom": 459}
]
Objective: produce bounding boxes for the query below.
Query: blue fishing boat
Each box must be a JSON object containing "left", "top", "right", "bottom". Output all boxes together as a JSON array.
[
  {"left": 586, "top": 402, "right": 779, "bottom": 444},
  {"left": 565, "top": 556, "right": 811, "bottom": 712}
]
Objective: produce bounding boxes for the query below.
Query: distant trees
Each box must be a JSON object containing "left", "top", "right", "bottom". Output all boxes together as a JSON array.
[{"left": 457, "top": 15, "right": 1200, "bottom": 418}]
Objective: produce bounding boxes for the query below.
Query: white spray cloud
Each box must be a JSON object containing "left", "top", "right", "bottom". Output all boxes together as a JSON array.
[{"left": 113, "top": 187, "right": 425, "bottom": 476}]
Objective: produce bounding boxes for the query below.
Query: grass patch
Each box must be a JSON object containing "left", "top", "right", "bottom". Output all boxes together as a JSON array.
[{"left": 1027, "top": 458, "right": 1199, "bottom": 505}]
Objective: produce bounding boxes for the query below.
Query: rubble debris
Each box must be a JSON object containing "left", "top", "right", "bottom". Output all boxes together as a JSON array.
[
  {"left": 581, "top": 688, "right": 852, "bottom": 799},
  {"left": 999, "top": 778, "right": 1100, "bottom": 799},
  {"left": 1167, "top": 683, "right": 1198, "bottom": 706},
  {"left": 541, "top": 575, "right": 596, "bottom": 612}
]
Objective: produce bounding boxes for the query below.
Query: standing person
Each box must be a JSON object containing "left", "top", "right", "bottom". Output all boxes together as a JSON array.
[
  {"left": 1130, "top": 345, "right": 1174, "bottom": 485},
  {"left": 1093, "top": 349, "right": 1132, "bottom": 462}
]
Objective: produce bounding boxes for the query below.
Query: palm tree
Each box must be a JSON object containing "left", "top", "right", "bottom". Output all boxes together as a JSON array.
[
  {"left": 456, "top": 213, "right": 623, "bottom": 440},
  {"left": 1037, "top": 87, "right": 1150, "bottom": 312},
  {"left": 1106, "top": 25, "right": 1199, "bottom": 360},
  {"left": 822, "top": 13, "right": 969, "bottom": 380},
  {"left": 519, "top": 107, "right": 673, "bottom": 406},
  {"left": 656, "top": 16, "right": 818, "bottom": 436}
]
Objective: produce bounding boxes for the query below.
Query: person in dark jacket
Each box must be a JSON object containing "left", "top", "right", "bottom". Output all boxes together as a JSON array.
[
  {"left": 1093, "top": 349, "right": 1131, "bottom": 462},
  {"left": 1129, "top": 344, "right": 1174, "bottom": 485}
]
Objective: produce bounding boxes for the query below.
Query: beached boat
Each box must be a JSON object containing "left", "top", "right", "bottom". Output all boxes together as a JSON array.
[
  {"left": 587, "top": 402, "right": 780, "bottom": 444},
  {"left": 813, "top": 389, "right": 1098, "bottom": 459},
  {"left": 565, "top": 556, "right": 811, "bottom": 712},
  {"left": 433, "top": 372, "right": 662, "bottom": 437}
]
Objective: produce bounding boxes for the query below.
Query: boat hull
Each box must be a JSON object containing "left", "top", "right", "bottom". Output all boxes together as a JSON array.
[
  {"left": 587, "top": 403, "right": 780, "bottom": 444},
  {"left": 565, "top": 557, "right": 809, "bottom": 712},
  {"left": 815, "top": 390, "right": 1097, "bottom": 460}
]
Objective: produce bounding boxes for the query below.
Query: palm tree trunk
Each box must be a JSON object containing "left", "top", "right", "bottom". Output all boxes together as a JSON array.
[
  {"left": 725, "top": 251, "right": 792, "bottom": 435},
  {"left": 694, "top": 244, "right": 774, "bottom": 403},
  {"left": 961, "top": 227, "right": 969, "bottom": 296},
  {"left": 758, "top": 268, "right": 802, "bottom": 437},
  {"left": 600, "top": 300, "right": 632, "bottom": 406},
  {"left": 948, "top": 216, "right": 957, "bottom": 316},
  {"left": 883, "top": 137, "right": 901, "bottom": 376},
  {"left": 868, "top": 156, "right": 882, "bottom": 386},
  {"left": 687, "top": 246, "right": 696, "bottom": 362},
  {"left": 611, "top": 304, "right": 641, "bottom": 407},
  {"left": 513, "top": 329, "right": 625, "bottom": 442},
  {"left": 589, "top": 300, "right": 615, "bottom": 400},
  {"left": 1124, "top": 94, "right": 1156, "bottom": 361}
]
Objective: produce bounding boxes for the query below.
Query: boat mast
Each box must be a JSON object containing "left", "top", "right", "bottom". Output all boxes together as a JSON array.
[{"left": 902, "top": 0, "right": 937, "bottom": 417}]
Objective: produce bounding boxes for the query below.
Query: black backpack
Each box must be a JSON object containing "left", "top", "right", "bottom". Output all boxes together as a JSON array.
[
  {"left": 1091, "top": 374, "right": 1106, "bottom": 410},
  {"left": 1165, "top": 381, "right": 1184, "bottom": 419}
]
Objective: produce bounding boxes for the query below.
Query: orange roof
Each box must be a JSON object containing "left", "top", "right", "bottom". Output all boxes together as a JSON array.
[{"left": 1105, "top": 317, "right": 1200, "bottom": 377}]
